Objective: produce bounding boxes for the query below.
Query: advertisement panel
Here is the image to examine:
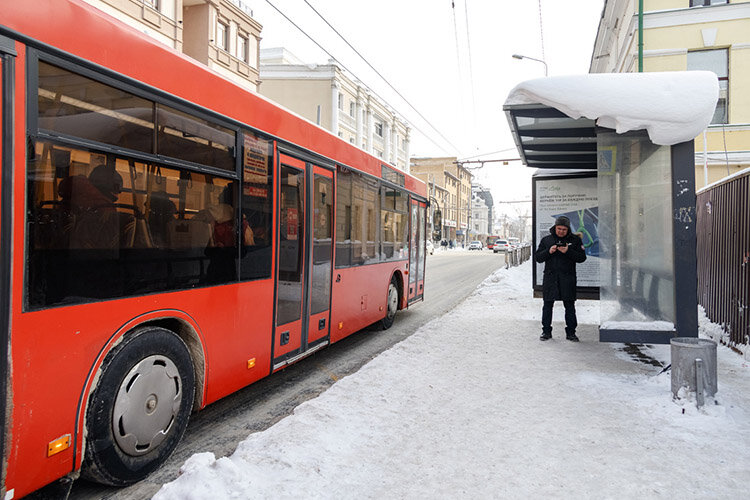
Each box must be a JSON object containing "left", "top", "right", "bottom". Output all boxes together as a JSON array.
[{"left": 532, "top": 173, "right": 599, "bottom": 298}]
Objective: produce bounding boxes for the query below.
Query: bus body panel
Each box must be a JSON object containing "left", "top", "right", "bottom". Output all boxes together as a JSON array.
[
  {"left": 329, "top": 263, "right": 406, "bottom": 343},
  {"left": 8, "top": 281, "right": 275, "bottom": 495}
]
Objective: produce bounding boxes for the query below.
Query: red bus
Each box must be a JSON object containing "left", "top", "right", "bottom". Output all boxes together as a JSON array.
[
  {"left": 0, "top": 1, "right": 428, "bottom": 496},
  {"left": 486, "top": 236, "right": 500, "bottom": 249}
]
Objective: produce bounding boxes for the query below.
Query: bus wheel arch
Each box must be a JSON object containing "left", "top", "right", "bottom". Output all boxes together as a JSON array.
[
  {"left": 381, "top": 271, "right": 403, "bottom": 330},
  {"left": 80, "top": 322, "right": 199, "bottom": 486},
  {"left": 139, "top": 316, "right": 206, "bottom": 410}
]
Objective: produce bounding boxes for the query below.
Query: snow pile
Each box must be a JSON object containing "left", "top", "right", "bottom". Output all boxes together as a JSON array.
[
  {"left": 505, "top": 72, "right": 719, "bottom": 145},
  {"left": 154, "top": 259, "right": 750, "bottom": 499}
]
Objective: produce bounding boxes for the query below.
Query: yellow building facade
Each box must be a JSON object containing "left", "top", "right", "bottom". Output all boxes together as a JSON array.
[
  {"left": 590, "top": 0, "right": 750, "bottom": 188},
  {"left": 410, "top": 158, "right": 472, "bottom": 244},
  {"left": 81, "top": 0, "right": 262, "bottom": 91}
]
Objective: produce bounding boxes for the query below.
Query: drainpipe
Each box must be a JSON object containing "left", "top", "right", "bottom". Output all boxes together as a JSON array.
[
  {"left": 703, "top": 130, "right": 709, "bottom": 188},
  {"left": 638, "top": 0, "right": 644, "bottom": 72}
]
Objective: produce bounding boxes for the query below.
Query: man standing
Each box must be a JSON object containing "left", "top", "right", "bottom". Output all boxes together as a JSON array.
[{"left": 535, "top": 215, "right": 587, "bottom": 341}]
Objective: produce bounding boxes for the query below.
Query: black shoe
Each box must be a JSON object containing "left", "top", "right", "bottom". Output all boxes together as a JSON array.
[
  {"left": 566, "top": 334, "right": 580, "bottom": 342},
  {"left": 540, "top": 333, "right": 552, "bottom": 341}
]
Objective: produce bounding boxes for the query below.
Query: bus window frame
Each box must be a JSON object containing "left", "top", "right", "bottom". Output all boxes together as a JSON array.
[
  {"left": 22, "top": 49, "right": 291, "bottom": 311},
  {"left": 28, "top": 50, "right": 242, "bottom": 181},
  {"left": 333, "top": 164, "right": 411, "bottom": 270}
]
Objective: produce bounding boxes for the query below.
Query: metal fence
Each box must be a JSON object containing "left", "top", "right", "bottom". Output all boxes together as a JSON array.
[
  {"left": 504, "top": 244, "right": 532, "bottom": 268},
  {"left": 696, "top": 170, "right": 750, "bottom": 346}
]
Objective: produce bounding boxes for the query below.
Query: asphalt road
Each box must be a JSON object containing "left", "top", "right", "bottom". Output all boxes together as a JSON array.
[{"left": 67, "top": 250, "right": 503, "bottom": 499}]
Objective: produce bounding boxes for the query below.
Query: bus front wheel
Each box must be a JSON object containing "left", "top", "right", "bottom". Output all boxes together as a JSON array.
[
  {"left": 82, "top": 326, "right": 195, "bottom": 486},
  {"left": 380, "top": 276, "right": 400, "bottom": 330}
]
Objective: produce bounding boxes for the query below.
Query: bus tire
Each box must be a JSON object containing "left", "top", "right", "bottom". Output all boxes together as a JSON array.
[
  {"left": 380, "top": 276, "right": 400, "bottom": 330},
  {"left": 82, "top": 326, "right": 195, "bottom": 486}
]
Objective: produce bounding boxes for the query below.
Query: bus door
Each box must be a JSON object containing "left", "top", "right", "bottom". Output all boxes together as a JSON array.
[
  {"left": 408, "top": 198, "right": 426, "bottom": 303},
  {"left": 0, "top": 35, "right": 15, "bottom": 476},
  {"left": 273, "top": 155, "right": 333, "bottom": 370}
]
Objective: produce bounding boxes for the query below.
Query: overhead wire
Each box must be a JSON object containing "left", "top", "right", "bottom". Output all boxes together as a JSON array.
[
  {"left": 301, "top": 0, "right": 461, "bottom": 153},
  {"left": 538, "top": 0, "right": 546, "bottom": 63},
  {"left": 458, "top": 147, "right": 518, "bottom": 161},
  {"left": 463, "top": 0, "right": 478, "bottom": 145},
  {"left": 450, "top": 1, "right": 467, "bottom": 145},
  {"left": 265, "top": 0, "right": 462, "bottom": 155}
]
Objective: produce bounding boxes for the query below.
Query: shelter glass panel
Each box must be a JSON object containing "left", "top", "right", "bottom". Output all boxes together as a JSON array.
[{"left": 597, "top": 131, "right": 675, "bottom": 331}]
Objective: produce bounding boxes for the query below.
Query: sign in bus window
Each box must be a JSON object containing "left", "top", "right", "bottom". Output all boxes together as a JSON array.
[{"left": 240, "top": 131, "right": 273, "bottom": 280}]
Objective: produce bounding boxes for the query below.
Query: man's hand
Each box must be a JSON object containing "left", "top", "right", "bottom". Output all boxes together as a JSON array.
[
  {"left": 558, "top": 243, "right": 569, "bottom": 254},
  {"left": 549, "top": 245, "right": 557, "bottom": 254}
]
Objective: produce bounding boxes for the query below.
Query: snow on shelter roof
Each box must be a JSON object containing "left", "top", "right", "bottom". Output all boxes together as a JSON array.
[{"left": 504, "top": 71, "right": 719, "bottom": 169}]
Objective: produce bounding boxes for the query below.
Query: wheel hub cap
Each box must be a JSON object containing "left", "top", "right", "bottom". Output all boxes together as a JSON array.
[{"left": 112, "top": 355, "right": 182, "bottom": 456}]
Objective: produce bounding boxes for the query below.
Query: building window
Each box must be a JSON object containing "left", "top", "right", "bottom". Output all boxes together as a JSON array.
[
  {"left": 216, "top": 21, "right": 228, "bottom": 51},
  {"left": 690, "top": 1, "right": 728, "bottom": 6},
  {"left": 237, "top": 35, "right": 248, "bottom": 62},
  {"left": 338, "top": 93, "right": 343, "bottom": 110},
  {"left": 144, "top": 0, "right": 159, "bottom": 10},
  {"left": 375, "top": 121, "right": 383, "bottom": 137},
  {"left": 687, "top": 49, "right": 728, "bottom": 124},
  {"left": 349, "top": 101, "right": 355, "bottom": 117}
]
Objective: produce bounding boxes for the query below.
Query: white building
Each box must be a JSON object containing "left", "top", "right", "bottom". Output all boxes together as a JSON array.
[
  {"left": 259, "top": 48, "right": 411, "bottom": 172},
  {"left": 470, "top": 184, "right": 493, "bottom": 241}
]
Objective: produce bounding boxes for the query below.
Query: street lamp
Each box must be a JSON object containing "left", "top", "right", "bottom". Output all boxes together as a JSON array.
[{"left": 512, "top": 53, "right": 548, "bottom": 77}]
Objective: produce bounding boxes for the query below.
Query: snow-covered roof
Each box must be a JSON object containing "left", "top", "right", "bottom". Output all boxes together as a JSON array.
[{"left": 505, "top": 71, "right": 719, "bottom": 146}]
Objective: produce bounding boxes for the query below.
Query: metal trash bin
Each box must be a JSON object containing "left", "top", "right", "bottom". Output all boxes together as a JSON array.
[{"left": 670, "top": 337, "right": 717, "bottom": 407}]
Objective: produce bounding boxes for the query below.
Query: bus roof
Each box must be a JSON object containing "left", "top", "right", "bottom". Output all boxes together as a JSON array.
[{"left": 1, "top": 0, "right": 426, "bottom": 197}]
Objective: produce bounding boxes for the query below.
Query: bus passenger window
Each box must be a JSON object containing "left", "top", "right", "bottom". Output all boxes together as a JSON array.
[{"left": 25, "top": 140, "right": 241, "bottom": 308}]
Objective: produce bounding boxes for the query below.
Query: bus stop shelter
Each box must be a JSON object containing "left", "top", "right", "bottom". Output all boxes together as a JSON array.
[{"left": 503, "top": 72, "right": 719, "bottom": 344}]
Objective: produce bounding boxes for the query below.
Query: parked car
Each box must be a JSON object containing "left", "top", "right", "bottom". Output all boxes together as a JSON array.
[
  {"left": 426, "top": 240, "right": 435, "bottom": 255},
  {"left": 468, "top": 240, "right": 483, "bottom": 250},
  {"left": 493, "top": 239, "right": 510, "bottom": 253}
]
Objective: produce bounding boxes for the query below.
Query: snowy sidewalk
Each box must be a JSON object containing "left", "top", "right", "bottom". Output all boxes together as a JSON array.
[{"left": 154, "top": 261, "right": 750, "bottom": 499}]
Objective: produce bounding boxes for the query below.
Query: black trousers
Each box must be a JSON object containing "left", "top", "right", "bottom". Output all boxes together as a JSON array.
[{"left": 542, "top": 300, "right": 577, "bottom": 335}]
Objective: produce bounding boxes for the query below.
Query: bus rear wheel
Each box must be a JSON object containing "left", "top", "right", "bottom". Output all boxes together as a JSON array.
[
  {"left": 380, "top": 276, "right": 400, "bottom": 330},
  {"left": 82, "top": 326, "right": 195, "bottom": 486}
]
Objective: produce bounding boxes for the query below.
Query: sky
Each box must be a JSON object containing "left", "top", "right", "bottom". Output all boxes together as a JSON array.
[
  {"left": 250, "top": 0, "right": 605, "bottom": 218},
  {"left": 153, "top": 253, "right": 750, "bottom": 499}
]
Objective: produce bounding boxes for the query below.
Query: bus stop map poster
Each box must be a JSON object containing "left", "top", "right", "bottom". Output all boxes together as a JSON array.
[{"left": 533, "top": 173, "right": 599, "bottom": 296}]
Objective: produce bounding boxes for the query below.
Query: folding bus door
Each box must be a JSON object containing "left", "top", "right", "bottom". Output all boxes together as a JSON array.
[
  {"left": 273, "top": 154, "right": 333, "bottom": 370},
  {"left": 408, "top": 198, "right": 425, "bottom": 303},
  {"left": 306, "top": 166, "right": 333, "bottom": 346}
]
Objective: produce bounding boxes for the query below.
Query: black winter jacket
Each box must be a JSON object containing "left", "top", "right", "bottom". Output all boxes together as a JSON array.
[{"left": 534, "top": 227, "right": 587, "bottom": 301}]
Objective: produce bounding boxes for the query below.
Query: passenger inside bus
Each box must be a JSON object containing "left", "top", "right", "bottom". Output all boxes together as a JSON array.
[
  {"left": 193, "top": 184, "right": 254, "bottom": 248},
  {"left": 57, "top": 163, "right": 135, "bottom": 249},
  {"left": 147, "top": 190, "right": 177, "bottom": 248}
]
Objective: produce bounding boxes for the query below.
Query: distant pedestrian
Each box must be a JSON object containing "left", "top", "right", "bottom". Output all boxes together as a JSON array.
[
  {"left": 441, "top": 239, "right": 448, "bottom": 249},
  {"left": 534, "top": 215, "right": 587, "bottom": 342}
]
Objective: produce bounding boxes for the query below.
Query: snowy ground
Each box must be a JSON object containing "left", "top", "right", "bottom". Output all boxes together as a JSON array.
[{"left": 154, "top": 259, "right": 750, "bottom": 499}]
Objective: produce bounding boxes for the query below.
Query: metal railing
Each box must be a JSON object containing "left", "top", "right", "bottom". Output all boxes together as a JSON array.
[
  {"left": 504, "top": 244, "right": 532, "bottom": 268},
  {"left": 696, "top": 170, "right": 750, "bottom": 346}
]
